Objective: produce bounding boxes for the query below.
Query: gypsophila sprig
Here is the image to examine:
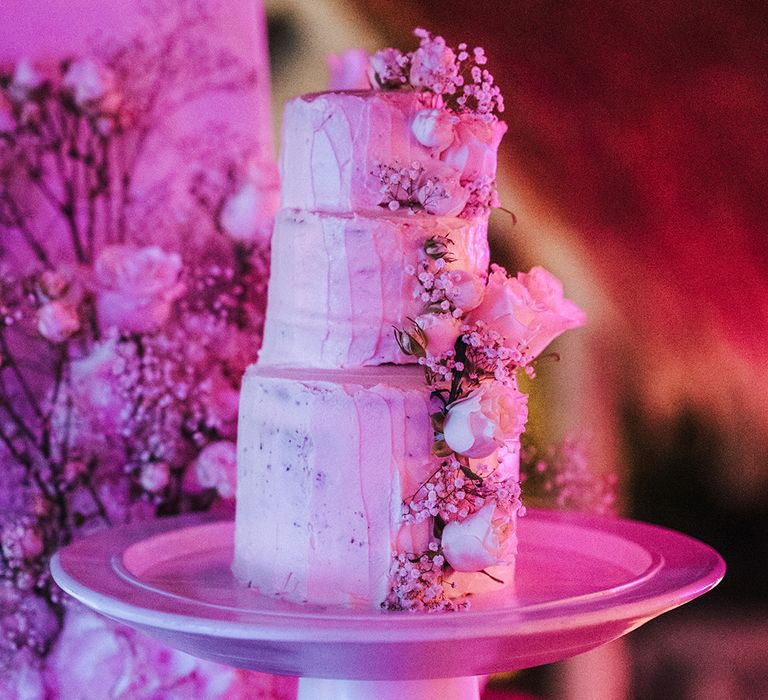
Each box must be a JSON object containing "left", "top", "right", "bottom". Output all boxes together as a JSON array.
[
  {"left": 368, "top": 28, "right": 504, "bottom": 120},
  {"left": 382, "top": 544, "right": 468, "bottom": 612}
]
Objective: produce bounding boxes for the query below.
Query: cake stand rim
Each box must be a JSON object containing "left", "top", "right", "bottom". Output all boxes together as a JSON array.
[{"left": 50, "top": 508, "right": 726, "bottom": 644}]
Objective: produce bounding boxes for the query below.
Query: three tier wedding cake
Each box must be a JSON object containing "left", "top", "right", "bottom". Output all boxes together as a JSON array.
[{"left": 233, "top": 30, "right": 586, "bottom": 610}]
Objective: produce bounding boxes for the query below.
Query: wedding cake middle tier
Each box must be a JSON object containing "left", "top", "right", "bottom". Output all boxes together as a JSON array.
[{"left": 258, "top": 209, "right": 490, "bottom": 368}]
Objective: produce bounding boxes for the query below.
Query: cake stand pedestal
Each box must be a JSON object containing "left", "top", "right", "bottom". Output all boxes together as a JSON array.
[{"left": 50, "top": 509, "right": 724, "bottom": 700}]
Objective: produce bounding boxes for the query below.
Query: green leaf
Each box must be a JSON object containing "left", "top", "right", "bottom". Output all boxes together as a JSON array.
[
  {"left": 432, "top": 440, "right": 453, "bottom": 457},
  {"left": 460, "top": 465, "right": 482, "bottom": 482}
]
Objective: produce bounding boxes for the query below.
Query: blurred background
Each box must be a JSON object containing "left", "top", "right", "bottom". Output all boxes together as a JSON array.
[
  {"left": 1, "top": 0, "right": 765, "bottom": 697},
  {"left": 262, "top": 1, "right": 767, "bottom": 698}
]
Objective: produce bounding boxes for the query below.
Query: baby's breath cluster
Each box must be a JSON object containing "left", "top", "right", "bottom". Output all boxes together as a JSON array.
[
  {"left": 369, "top": 28, "right": 504, "bottom": 120},
  {"left": 374, "top": 160, "right": 426, "bottom": 212},
  {"left": 382, "top": 544, "right": 467, "bottom": 612}
]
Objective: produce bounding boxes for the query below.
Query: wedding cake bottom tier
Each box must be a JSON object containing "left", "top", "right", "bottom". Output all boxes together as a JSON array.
[{"left": 233, "top": 364, "right": 518, "bottom": 608}]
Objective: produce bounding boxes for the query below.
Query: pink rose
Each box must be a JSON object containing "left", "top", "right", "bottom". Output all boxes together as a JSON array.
[
  {"left": 443, "top": 381, "right": 528, "bottom": 459},
  {"left": 63, "top": 57, "right": 114, "bottom": 107},
  {"left": 444, "top": 269, "right": 485, "bottom": 312},
  {"left": 416, "top": 163, "right": 469, "bottom": 217},
  {"left": 411, "top": 108, "right": 456, "bottom": 151},
  {"left": 441, "top": 114, "right": 507, "bottom": 180},
  {"left": 415, "top": 313, "right": 461, "bottom": 356},
  {"left": 468, "top": 265, "right": 587, "bottom": 360},
  {"left": 326, "top": 48, "right": 371, "bottom": 90},
  {"left": 37, "top": 301, "right": 80, "bottom": 342},
  {"left": 95, "top": 245, "right": 185, "bottom": 333},
  {"left": 195, "top": 441, "right": 237, "bottom": 499},
  {"left": 442, "top": 501, "right": 516, "bottom": 572},
  {"left": 49, "top": 608, "right": 284, "bottom": 699}
]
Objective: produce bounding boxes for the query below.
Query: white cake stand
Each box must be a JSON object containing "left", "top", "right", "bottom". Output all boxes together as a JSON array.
[{"left": 50, "top": 509, "right": 724, "bottom": 700}]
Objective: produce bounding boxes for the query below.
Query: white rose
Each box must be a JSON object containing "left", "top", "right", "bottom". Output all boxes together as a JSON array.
[
  {"left": 442, "top": 501, "right": 516, "bottom": 572},
  {"left": 467, "top": 265, "right": 587, "bottom": 360},
  {"left": 9, "top": 58, "right": 42, "bottom": 101},
  {"left": 416, "top": 163, "right": 469, "bottom": 217},
  {"left": 37, "top": 301, "right": 80, "bottom": 343},
  {"left": 443, "top": 382, "right": 528, "bottom": 459},
  {"left": 415, "top": 313, "right": 461, "bottom": 356},
  {"left": 441, "top": 114, "right": 508, "bottom": 180},
  {"left": 444, "top": 269, "right": 484, "bottom": 312},
  {"left": 195, "top": 441, "right": 237, "bottom": 499},
  {"left": 62, "top": 58, "right": 113, "bottom": 107},
  {"left": 95, "top": 245, "right": 185, "bottom": 334},
  {"left": 411, "top": 108, "right": 456, "bottom": 151},
  {"left": 326, "top": 48, "right": 371, "bottom": 91}
]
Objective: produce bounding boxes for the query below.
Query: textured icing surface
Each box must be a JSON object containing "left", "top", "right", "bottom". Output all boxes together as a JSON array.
[
  {"left": 233, "top": 366, "right": 434, "bottom": 606},
  {"left": 259, "top": 209, "right": 490, "bottom": 368},
  {"left": 280, "top": 90, "right": 435, "bottom": 213}
]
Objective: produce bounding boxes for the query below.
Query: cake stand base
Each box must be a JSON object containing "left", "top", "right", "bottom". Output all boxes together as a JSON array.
[
  {"left": 50, "top": 509, "right": 724, "bottom": 699},
  {"left": 298, "top": 676, "right": 480, "bottom": 700}
]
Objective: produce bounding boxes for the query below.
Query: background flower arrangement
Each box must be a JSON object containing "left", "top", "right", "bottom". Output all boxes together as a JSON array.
[{"left": 0, "top": 4, "right": 288, "bottom": 697}]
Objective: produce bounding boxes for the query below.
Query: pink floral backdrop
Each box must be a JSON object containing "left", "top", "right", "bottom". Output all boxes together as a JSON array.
[{"left": 0, "top": 1, "right": 294, "bottom": 697}]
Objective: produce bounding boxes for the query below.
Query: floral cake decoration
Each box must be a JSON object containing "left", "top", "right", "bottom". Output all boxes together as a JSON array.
[
  {"left": 365, "top": 29, "right": 508, "bottom": 220},
  {"left": 379, "top": 31, "right": 587, "bottom": 611}
]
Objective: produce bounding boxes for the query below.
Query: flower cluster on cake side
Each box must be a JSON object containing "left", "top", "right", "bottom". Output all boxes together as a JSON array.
[
  {"left": 366, "top": 29, "right": 507, "bottom": 222},
  {"left": 359, "top": 31, "right": 587, "bottom": 611}
]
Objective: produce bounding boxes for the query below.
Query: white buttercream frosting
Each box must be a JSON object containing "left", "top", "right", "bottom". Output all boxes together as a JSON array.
[
  {"left": 259, "top": 209, "right": 490, "bottom": 368},
  {"left": 233, "top": 365, "right": 434, "bottom": 606}
]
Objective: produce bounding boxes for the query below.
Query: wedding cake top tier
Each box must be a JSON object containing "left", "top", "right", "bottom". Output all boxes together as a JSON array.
[{"left": 279, "top": 89, "right": 506, "bottom": 217}]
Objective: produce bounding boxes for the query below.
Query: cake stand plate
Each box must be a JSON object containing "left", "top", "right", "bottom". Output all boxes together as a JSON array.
[{"left": 51, "top": 509, "right": 724, "bottom": 700}]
